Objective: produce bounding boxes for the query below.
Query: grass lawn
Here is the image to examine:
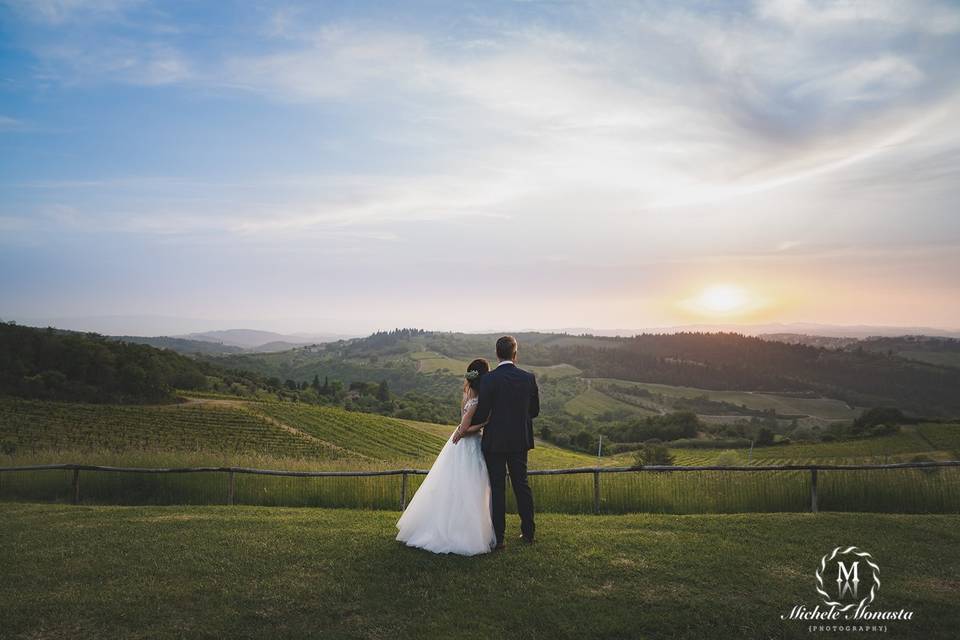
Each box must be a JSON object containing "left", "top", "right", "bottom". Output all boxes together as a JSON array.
[{"left": 2, "top": 504, "right": 958, "bottom": 639}]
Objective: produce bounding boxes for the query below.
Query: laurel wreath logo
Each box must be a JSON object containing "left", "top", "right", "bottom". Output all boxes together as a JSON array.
[{"left": 815, "top": 546, "right": 881, "bottom": 612}]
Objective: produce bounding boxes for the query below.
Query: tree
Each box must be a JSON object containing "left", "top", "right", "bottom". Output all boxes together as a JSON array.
[
  {"left": 312, "top": 374, "right": 321, "bottom": 391},
  {"left": 377, "top": 380, "right": 390, "bottom": 402},
  {"left": 755, "top": 426, "right": 774, "bottom": 446},
  {"left": 633, "top": 443, "right": 675, "bottom": 467},
  {"left": 852, "top": 407, "right": 907, "bottom": 434},
  {"left": 573, "top": 430, "right": 594, "bottom": 451}
]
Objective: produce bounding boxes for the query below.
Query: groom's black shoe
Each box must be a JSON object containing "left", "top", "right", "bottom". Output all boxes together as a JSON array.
[
  {"left": 519, "top": 534, "right": 535, "bottom": 544},
  {"left": 493, "top": 542, "right": 505, "bottom": 551}
]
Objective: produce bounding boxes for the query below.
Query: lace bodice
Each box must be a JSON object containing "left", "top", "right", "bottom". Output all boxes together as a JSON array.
[{"left": 462, "top": 397, "right": 479, "bottom": 415}]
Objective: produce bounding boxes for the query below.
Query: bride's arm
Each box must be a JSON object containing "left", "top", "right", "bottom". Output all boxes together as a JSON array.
[
  {"left": 451, "top": 402, "right": 482, "bottom": 444},
  {"left": 461, "top": 418, "right": 487, "bottom": 434}
]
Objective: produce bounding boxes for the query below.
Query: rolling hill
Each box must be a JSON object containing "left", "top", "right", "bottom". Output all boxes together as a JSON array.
[
  {"left": 0, "top": 396, "right": 595, "bottom": 470},
  {"left": 203, "top": 328, "right": 960, "bottom": 416}
]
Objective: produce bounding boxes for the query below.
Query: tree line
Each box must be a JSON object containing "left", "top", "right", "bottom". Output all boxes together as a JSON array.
[{"left": 534, "top": 332, "right": 960, "bottom": 416}]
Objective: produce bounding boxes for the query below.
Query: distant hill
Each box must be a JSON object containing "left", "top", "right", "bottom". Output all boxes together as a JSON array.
[
  {"left": 568, "top": 323, "right": 960, "bottom": 339},
  {"left": 541, "top": 332, "right": 960, "bottom": 416},
  {"left": 207, "top": 328, "right": 960, "bottom": 417},
  {"left": 110, "top": 335, "right": 244, "bottom": 355},
  {"left": 179, "top": 329, "right": 312, "bottom": 349},
  {"left": 176, "top": 329, "right": 348, "bottom": 351},
  {"left": 248, "top": 341, "right": 314, "bottom": 353},
  {"left": 0, "top": 322, "right": 210, "bottom": 403},
  {"left": 757, "top": 333, "right": 859, "bottom": 349},
  {"left": 855, "top": 335, "right": 960, "bottom": 369}
]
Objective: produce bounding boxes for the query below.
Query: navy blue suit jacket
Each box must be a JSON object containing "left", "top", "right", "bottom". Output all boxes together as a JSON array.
[{"left": 474, "top": 362, "right": 540, "bottom": 453}]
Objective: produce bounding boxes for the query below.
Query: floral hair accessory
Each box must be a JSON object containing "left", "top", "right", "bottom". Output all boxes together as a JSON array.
[{"left": 464, "top": 370, "right": 480, "bottom": 380}]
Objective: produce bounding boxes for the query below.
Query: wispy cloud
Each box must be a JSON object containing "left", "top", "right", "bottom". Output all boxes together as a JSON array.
[
  {"left": 2, "top": 1, "right": 959, "bottom": 329},
  {"left": 0, "top": 114, "right": 25, "bottom": 130},
  {"left": 3, "top": 0, "right": 144, "bottom": 24}
]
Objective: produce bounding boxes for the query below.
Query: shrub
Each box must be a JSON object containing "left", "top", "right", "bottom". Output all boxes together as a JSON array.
[
  {"left": 755, "top": 426, "right": 775, "bottom": 446},
  {"left": 633, "top": 443, "right": 675, "bottom": 467},
  {"left": 869, "top": 423, "right": 900, "bottom": 437},
  {"left": 852, "top": 407, "right": 908, "bottom": 434}
]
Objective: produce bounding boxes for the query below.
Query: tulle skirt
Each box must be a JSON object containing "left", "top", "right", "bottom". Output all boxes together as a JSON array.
[{"left": 396, "top": 431, "right": 496, "bottom": 556}]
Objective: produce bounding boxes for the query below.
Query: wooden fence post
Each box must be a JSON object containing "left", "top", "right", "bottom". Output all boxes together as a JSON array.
[
  {"left": 72, "top": 468, "right": 80, "bottom": 505},
  {"left": 227, "top": 470, "right": 235, "bottom": 506},
  {"left": 810, "top": 468, "right": 818, "bottom": 513},
  {"left": 400, "top": 471, "right": 408, "bottom": 511},
  {"left": 593, "top": 470, "right": 601, "bottom": 515}
]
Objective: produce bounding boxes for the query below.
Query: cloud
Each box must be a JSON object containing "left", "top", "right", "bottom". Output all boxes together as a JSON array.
[
  {"left": 223, "top": 27, "right": 432, "bottom": 101},
  {"left": 0, "top": 115, "right": 25, "bottom": 130},
  {"left": 3, "top": 0, "right": 143, "bottom": 24},
  {"left": 31, "top": 41, "right": 192, "bottom": 85},
  {"left": 6, "top": 1, "right": 959, "bottom": 256},
  {"left": 2, "top": 1, "right": 959, "bottom": 330},
  {"left": 790, "top": 56, "right": 925, "bottom": 103},
  {"left": 756, "top": 0, "right": 960, "bottom": 35}
]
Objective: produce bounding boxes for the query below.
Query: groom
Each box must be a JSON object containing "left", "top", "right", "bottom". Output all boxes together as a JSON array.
[{"left": 472, "top": 335, "right": 539, "bottom": 548}]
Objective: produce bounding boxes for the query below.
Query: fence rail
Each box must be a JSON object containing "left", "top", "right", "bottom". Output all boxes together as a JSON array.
[{"left": 2, "top": 460, "right": 959, "bottom": 513}]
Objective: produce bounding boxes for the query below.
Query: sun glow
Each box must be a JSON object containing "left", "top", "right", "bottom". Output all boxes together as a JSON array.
[{"left": 681, "top": 284, "right": 768, "bottom": 318}]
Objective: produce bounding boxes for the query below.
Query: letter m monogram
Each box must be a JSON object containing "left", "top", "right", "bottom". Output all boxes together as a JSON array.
[{"left": 836, "top": 560, "right": 860, "bottom": 599}]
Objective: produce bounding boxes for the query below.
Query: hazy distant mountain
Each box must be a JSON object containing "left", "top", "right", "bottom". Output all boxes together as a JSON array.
[
  {"left": 5, "top": 315, "right": 218, "bottom": 336},
  {"left": 248, "top": 341, "right": 316, "bottom": 353},
  {"left": 551, "top": 323, "right": 960, "bottom": 339},
  {"left": 110, "top": 335, "right": 244, "bottom": 355},
  {"left": 177, "top": 329, "right": 346, "bottom": 350}
]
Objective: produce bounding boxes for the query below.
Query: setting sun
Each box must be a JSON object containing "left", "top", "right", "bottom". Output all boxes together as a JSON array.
[{"left": 680, "top": 284, "right": 770, "bottom": 319}]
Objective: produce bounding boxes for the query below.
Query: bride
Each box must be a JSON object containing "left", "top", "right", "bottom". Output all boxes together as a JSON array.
[{"left": 396, "top": 358, "right": 497, "bottom": 555}]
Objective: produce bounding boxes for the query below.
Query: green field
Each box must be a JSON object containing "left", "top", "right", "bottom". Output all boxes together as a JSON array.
[
  {"left": 410, "top": 350, "right": 472, "bottom": 373},
  {"left": 0, "top": 397, "right": 344, "bottom": 460},
  {"left": 883, "top": 350, "right": 960, "bottom": 369},
  {"left": 251, "top": 402, "right": 448, "bottom": 462},
  {"left": 592, "top": 379, "right": 860, "bottom": 420},
  {"left": 411, "top": 351, "right": 581, "bottom": 379},
  {"left": 3, "top": 397, "right": 959, "bottom": 513},
  {"left": 602, "top": 424, "right": 960, "bottom": 467},
  {"left": 2, "top": 503, "right": 957, "bottom": 639},
  {"left": 564, "top": 387, "right": 656, "bottom": 418}
]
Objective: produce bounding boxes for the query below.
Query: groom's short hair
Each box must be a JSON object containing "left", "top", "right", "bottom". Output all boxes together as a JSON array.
[{"left": 496, "top": 335, "right": 518, "bottom": 360}]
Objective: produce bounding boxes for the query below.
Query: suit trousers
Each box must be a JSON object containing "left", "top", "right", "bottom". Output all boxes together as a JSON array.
[{"left": 483, "top": 449, "right": 535, "bottom": 543}]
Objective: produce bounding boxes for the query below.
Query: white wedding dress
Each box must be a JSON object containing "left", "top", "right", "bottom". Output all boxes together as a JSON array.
[{"left": 396, "top": 397, "right": 497, "bottom": 555}]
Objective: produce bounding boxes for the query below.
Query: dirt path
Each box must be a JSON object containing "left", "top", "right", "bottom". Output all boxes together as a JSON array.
[
  {"left": 178, "top": 396, "right": 368, "bottom": 459},
  {"left": 246, "top": 406, "right": 368, "bottom": 459},
  {"left": 178, "top": 397, "right": 248, "bottom": 408}
]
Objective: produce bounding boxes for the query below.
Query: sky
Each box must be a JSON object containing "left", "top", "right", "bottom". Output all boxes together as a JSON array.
[{"left": 1, "top": 0, "right": 959, "bottom": 336}]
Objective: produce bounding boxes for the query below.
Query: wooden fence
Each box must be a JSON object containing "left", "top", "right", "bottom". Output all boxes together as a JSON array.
[{"left": 2, "top": 460, "right": 959, "bottom": 513}]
